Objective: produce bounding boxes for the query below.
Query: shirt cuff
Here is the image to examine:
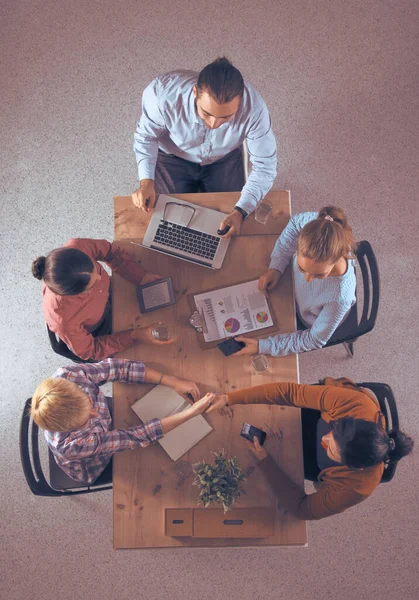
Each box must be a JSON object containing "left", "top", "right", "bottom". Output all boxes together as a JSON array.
[
  {"left": 258, "top": 337, "right": 274, "bottom": 355},
  {"left": 112, "top": 330, "right": 135, "bottom": 352},
  {"left": 138, "top": 160, "right": 157, "bottom": 182},
  {"left": 235, "top": 194, "right": 257, "bottom": 216},
  {"left": 141, "top": 417, "right": 164, "bottom": 442}
]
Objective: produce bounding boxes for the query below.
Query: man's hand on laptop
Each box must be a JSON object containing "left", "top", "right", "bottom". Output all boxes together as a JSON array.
[
  {"left": 131, "top": 323, "right": 174, "bottom": 345},
  {"left": 132, "top": 179, "right": 156, "bottom": 213},
  {"left": 218, "top": 209, "right": 243, "bottom": 238}
]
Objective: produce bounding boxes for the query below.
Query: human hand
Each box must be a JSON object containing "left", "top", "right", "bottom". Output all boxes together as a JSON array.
[
  {"left": 247, "top": 436, "right": 268, "bottom": 461},
  {"left": 234, "top": 336, "right": 259, "bottom": 356},
  {"left": 172, "top": 379, "right": 200, "bottom": 401},
  {"left": 140, "top": 272, "right": 162, "bottom": 285},
  {"left": 131, "top": 179, "right": 156, "bottom": 212},
  {"left": 205, "top": 393, "right": 229, "bottom": 414},
  {"left": 258, "top": 268, "right": 281, "bottom": 297},
  {"left": 131, "top": 323, "right": 173, "bottom": 345},
  {"left": 187, "top": 392, "right": 215, "bottom": 417},
  {"left": 218, "top": 209, "right": 243, "bottom": 238}
]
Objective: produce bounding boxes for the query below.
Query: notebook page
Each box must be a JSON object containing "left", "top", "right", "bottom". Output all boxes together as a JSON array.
[{"left": 131, "top": 385, "right": 213, "bottom": 461}]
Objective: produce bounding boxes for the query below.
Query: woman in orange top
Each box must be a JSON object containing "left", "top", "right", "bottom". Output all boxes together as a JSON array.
[{"left": 207, "top": 377, "right": 413, "bottom": 520}]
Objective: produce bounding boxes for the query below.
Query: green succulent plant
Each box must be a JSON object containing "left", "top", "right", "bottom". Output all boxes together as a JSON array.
[{"left": 192, "top": 449, "right": 247, "bottom": 513}]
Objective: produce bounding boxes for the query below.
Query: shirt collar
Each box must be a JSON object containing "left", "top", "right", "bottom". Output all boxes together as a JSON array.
[
  {"left": 189, "top": 88, "right": 201, "bottom": 124},
  {"left": 188, "top": 88, "right": 234, "bottom": 129}
]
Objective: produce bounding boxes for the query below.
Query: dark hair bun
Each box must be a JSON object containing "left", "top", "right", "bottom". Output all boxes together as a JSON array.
[{"left": 32, "top": 256, "right": 46, "bottom": 280}]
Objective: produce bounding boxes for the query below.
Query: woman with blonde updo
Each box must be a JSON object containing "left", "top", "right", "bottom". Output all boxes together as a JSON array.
[{"left": 235, "top": 207, "right": 358, "bottom": 357}]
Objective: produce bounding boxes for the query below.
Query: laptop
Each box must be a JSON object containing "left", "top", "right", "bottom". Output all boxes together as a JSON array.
[{"left": 141, "top": 194, "right": 231, "bottom": 269}]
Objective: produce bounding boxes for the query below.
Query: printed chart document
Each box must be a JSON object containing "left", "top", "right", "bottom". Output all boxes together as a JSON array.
[
  {"left": 131, "top": 385, "right": 213, "bottom": 462},
  {"left": 193, "top": 279, "right": 274, "bottom": 343}
]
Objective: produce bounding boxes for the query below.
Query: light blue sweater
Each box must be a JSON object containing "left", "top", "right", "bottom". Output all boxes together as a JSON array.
[{"left": 258, "top": 212, "right": 356, "bottom": 356}]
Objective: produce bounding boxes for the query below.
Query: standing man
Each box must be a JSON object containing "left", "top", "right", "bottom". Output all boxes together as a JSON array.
[{"left": 132, "top": 57, "right": 277, "bottom": 237}]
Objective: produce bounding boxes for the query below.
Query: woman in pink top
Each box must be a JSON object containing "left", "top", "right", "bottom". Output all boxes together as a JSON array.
[{"left": 32, "top": 238, "right": 164, "bottom": 361}]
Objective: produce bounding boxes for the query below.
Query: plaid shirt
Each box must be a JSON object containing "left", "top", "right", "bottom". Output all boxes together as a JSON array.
[{"left": 45, "top": 359, "right": 163, "bottom": 484}]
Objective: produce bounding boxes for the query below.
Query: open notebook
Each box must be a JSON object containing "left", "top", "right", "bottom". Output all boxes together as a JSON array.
[{"left": 131, "top": 385, "right": 213, "bottom": 462}]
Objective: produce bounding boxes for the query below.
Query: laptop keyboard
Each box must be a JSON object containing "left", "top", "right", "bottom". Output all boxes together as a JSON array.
[{"left": 154, "top": 221, "right": 220, "bottom": 260}]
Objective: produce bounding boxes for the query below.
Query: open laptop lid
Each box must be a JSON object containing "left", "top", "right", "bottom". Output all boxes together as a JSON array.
[{"left": 142, "top": 195, "right": 231, "bottom": 269}]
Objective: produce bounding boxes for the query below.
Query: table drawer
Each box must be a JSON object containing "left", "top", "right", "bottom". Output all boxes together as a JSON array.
[{"left": 193, "top": 508, "right": 275, "bottom": 538}]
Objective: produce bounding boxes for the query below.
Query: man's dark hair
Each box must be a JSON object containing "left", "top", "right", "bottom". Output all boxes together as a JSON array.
[
  {"left": 331, "top": 417, "right": 414, "bottom": 469},
  {"left": 197, "top": 57, "right": 244, "bottom": 104},
  {"left": 32, "top": 247, "right": 94, "bottom": 295}
]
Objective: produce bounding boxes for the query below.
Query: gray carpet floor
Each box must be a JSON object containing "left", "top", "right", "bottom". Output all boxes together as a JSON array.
[{"left": 1, "top": 1, "right": 418, "bottom": 599}]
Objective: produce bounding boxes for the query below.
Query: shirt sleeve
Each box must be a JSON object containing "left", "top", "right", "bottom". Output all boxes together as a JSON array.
[
  {"left": 258, "top": 455, "right": 368, "bottom": 520},
  {"left": 237, "top": 104, "right": 277, "bottom": 215},
  {"left": 64, "top": 419, "right": 164, "bottom": 460},
  {"left": 226, "top": 381, "right": 369, "bottom": 418},
  {"left": 134, "top": 79, "right": 167, "bottom": 181},
  {"left": 66, "top": 238, "right": 146, "bottom": 284},
  {"left": 59, "top": 324, "right": 134, "bottom": 362},
  {"left": 258, "top": 300, "right": 352, "bottom": 356},
  {"left": 60, "top": 358, "right": 146, "bottom": 386},
  {"left": 268, "top": 212, "right": 318, "bottom": 274}
]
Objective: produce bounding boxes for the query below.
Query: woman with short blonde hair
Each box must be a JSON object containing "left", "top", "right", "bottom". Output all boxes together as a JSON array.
[{"left": 31, "top": 378, "right": 91, "bottom": 432}]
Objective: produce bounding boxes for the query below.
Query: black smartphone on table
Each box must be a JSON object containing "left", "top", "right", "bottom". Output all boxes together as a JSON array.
[
  {"left": 240, "top": 423, "right": 267, "bottom": 446},
  {"left": 217, "top": 338, "right": 245, "bottom": 356}
]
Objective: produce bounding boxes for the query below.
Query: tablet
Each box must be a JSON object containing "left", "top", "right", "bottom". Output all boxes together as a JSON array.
[{"left": 136, "top": 277, "right": 176, "bottom": 313}]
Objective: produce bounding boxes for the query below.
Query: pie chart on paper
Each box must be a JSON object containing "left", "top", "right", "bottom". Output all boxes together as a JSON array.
[
  {"left": 224, "top": 318, "right": 240, "bottom": 334},
  {"left": 256, "top": 311, "right": 269, "bottom": 323}
]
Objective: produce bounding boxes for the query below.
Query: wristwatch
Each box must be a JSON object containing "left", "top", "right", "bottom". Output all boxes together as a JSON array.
[{"left": 234, "top": 206, "right": 248, "bottom": 221}]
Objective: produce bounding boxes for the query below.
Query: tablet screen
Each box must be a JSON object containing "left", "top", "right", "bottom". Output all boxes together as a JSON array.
[{"left": 142, "top": 280, "right": 172, "bottom": 310}]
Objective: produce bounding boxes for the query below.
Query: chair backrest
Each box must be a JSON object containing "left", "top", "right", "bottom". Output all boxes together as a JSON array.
[
  {"left": 46, "top": 325, "right": 88, "bottom": 364},
  {"left": 20, "top": 398, "right": 63, "bottom": 496},
  {"left": 322, "top": 240, "right": 380, "bottom": 348},
  {"left": 19, "top": 398, "right": 112, "bottom": 496},
  {"left": 354, "top": 240, "right": 380, "bottom": 338},
  {"left": 359, "top": 382, "right": 399, "bottom": 483}
]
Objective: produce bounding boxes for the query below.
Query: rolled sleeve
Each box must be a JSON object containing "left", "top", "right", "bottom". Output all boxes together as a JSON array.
[
  {"left": 65, "top": 358, "right": 146, "bottom": 386},
  {"left": 60, "top": 326, "right": 134, "bottom": 362},
  {"left": 237, "top": 107, "right": 277, "bottom": 214},
  {"left": 64, "top": 418, "right": 164, "bottom": 460},
  {"left": 134, "top": 81, "right": 167, "bottom": 181},
  {"left": 106, "top": 242, "right": 146, "bottom": 284},
  {"left": 258, "top": 455, "right": 367, "bottom": 520}
]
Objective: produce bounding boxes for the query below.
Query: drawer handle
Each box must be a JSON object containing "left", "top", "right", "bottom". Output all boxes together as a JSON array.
[
  {"left": 223, "top": 519, "right": 244, "bottom": 526},
  {"left": 172, "top": 520, "right": 184, "bottom": 524}
]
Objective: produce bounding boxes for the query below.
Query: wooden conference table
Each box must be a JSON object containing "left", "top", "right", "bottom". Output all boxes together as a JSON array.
[{"left": 112, "top": 191, "right": 307, "bottom": 549}]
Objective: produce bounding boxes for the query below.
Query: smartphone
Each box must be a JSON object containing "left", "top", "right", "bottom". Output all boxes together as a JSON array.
[
  {"left": 240, "top": 423, "right": 267, "bottom": 446},
  {"left": 217, "top": 338, "right": 245, "bottom": 357},
  {"left": 217, "top": 225, "right": 230, "bottom": 236}
]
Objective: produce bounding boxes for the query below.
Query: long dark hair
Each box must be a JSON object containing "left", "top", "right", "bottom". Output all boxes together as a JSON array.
[
  {"left": 331, "top": 417, "right": 414, "bottom": 469},
  {"left": 32, "top": 247, "right": 94, "bottom": 295},
  {"left": 197, "top": 57, "right": 244, "bottom": 104}
]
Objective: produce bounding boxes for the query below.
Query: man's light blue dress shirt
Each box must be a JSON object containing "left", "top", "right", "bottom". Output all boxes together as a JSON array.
[{"left": 134, "top": 70, "right": 277, "bottom": 214}]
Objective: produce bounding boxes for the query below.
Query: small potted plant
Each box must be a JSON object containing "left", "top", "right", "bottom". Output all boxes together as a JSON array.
[{"left": 192, "top": 449, "right": 247, "bottom": 513}]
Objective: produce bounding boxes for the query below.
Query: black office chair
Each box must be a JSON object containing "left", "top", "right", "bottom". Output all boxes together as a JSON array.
[
  {"left": 46, "top": 325, "right": 89, "bottom": 364},
  {"left": 301, "top": 382, "right": 400, "bottom": 483},
  {"left": 46, "top": 302, "right": 113, "bottom": 363},
  {"left": 297, "top": 241, "right": 380, "bottom": 357},
  {"left": 20, "top": 398, "right": 112, "bottom": 496}
]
